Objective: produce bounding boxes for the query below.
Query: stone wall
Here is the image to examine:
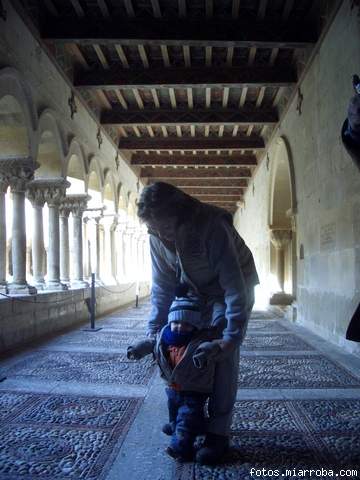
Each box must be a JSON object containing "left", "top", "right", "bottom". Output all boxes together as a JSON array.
[
  {"left": 0, "top": 282, "right": 150, "bottom": 353},
  {"left": 235, "top": 1, "right": 360, "bottom": 356}
]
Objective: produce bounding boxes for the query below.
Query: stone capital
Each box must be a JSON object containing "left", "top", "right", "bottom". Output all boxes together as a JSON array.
[
  {"left": 64, "top": 194, "right": 91, "bottom": 217},
  {"left": 26, "top": 181, "right": 47, "bottom": 207},
  {"left": 59, "top": 205, "right": 71, "bottom": 218},
  {"left": 40, "top": 178, "right": 70, "bottom": 207},
  {"left": 270, "top": 228, "right": 292, "bottom": 249},
  {"left": 0, "top": 157, "right": 39, "bottom": 193},
  {"left": 0, "top": 177, "right": 9, "bottom": 193}
]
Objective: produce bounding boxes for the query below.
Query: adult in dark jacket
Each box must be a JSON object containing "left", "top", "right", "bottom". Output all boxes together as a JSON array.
[
  {"left": 343, "top": 75, "right": 360, "bottom": 341},
  {"left": 137, "top": 182, "right": 259, "bottom": 464},
  {"left": 342, "top": 75, "right": 360, "bottom": 172}
]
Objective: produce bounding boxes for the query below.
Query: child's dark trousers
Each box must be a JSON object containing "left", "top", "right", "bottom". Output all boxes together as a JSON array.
[{"left": 166, "top": 387, "right": 208, "bottom": 459}]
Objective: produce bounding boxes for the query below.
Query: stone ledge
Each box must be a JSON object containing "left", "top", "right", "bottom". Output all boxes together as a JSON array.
[{"left": 0, "top": 282, "right": 151, "bottom": 354}]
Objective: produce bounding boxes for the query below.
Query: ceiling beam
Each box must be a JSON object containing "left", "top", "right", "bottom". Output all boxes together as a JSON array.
[
  {"left": 147, "top": 178, "right": 248, "bottom": 187},
  {"left": 119, "top": 136, "right": 264, "bottom": 151},
  {"left": 102, "top": 107, "right": 278, "bottom": 127},
  {"left": 181, "top": 187, "right": 244, "bottom": 195},
  {"left": 42, "top": 18, "right": 317, "bottom": 49},
  {"left": 75, "top": 66, "right": 296, "bottom": 90},
  {"left": 140, "top": 167, "right": 252, "bottom": 179},
  {"left": 193, "top": 195, "right": 241, "bottom": 202},
  {"left": 131, "top": 153, "right": 257, "bottom": 166}
]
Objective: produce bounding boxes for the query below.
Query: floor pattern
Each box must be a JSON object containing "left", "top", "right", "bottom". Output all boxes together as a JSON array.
[
  {"left": 4, "top": 351, "right": 156, "bottom": 386},
  {"left": 238, "top": 354, "right": 360, "bottom": 389},
  {"left": 0, "top": 391, "right": 141, "bottom": 480},
  {"left": 177, "top": 399, "right": 360, "bottom": 479},
  {"left": 1, "top": 302, "right": 360, "bottom": 480}
]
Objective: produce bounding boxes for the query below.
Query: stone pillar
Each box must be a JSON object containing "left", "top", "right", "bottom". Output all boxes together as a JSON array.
[
  {"left": 0, "top": 177, "right": 9, "bottom": 293},
  {"left": 94, "top": 216, "right": 102, "bottom": 281},
  {"left": 115, "top": 223, "right": 125, "bottom": 282},
  {"left": 123, "top": 230, "right": 131, "bottom": 280},
  {"left": 83, "top": 217, "right": 91, "bottom": 279},
  {"left": 102, "top": 215, "right": 115, "bottom": 284},
  {"left": 59, "top": 205, "right": 71, "bottom": 284},
  {"left": 1, "top": 158, "right": 38, "bottom": 295},
  {"left": 43, "top": 179, "right": 70, "bottom": 291},
  {"left": 65, "top": 194, "right": 90, "bottom": 287},
  {"left": 270, "top": 228, "right": 292, "bottom": 305},
  {"left": 26, "top": 183, "right": 47, "bottom": 289},
  {"left": 110, "top": 219, "right": 118, "bottom": 281}
]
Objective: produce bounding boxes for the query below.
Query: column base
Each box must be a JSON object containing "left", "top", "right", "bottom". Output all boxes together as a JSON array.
[
  {"left": 269, "top": 292, "right": 293, "bottom": 306},
  {"left": 8, "top": 283, "right": 37, "bottom": 295},
  {"left": 71, "top": 280, "right": 89, "bottom": 289},
  {"left": 0, "top": 282, "right": 9, "bottom": 294},
  {"left": 34, "top": 281, "right": 46, "bottom": 290},
  {"left": 45, "top": 282, "right": 68, "bottom": 291}
]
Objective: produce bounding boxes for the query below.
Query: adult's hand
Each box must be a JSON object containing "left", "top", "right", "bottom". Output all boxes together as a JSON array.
[{"left": 192, "top": 341, "right": 222, "bottom": 369}]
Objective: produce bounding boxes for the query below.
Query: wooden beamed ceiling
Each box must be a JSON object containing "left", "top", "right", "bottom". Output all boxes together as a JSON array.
[
  {"left": 101, "top": 107, "right": 278, "bottom": 127},
  {"left": 42, "top": 17, "right": 316, "bottom": 49},
  {"left": 19, "top": 0, "right": 323, "bottom": 211},
  {"left": 119, "top": 136, "right": 264, "bottom": 150},
  {"left": 131, "top": 154, "right": 257, "bottom": 167}
]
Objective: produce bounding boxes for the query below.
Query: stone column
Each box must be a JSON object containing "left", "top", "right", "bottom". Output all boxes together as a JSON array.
[
  {"left": 123, "top": 230, "right": 131, "bottom": 280},
  {"left": 83, "top": 217, "right": 91, "bottom": 279},
  {"left": 59, "top": 204, "right": 71, "bottom": 284},
  {"left": 115, "top": 223, "right": 125, "bottom": 282},
  {"left": 94, "top": 216, "right": 102, "bottom": 281},
  {"left": 0, "top": 176, "right": 9, "bottom": 293},
  {"left": 102, "top": 215, "right": 115, "bottom": 284},
  {"left": 1, "top": 158, "right": 38, "bottom": 295},
  {"left": 65, "top": 194, "right": 90, "bottom": 287},
  {"left": 26, "top": 182, "right": 47, "bottom": 289},
  {"left": 43, "top": 179, "right": 70, "bottom": 291},
  {"left": 110, "top": 219, "right": 118, "bottom": 281},
  {"left": 270, "top": 228, "right": 292, "bottom": 305}
]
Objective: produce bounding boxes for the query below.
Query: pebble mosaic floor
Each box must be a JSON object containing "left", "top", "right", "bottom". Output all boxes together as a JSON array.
[{"left": 0, "top": 302, "right": 360, "bottom": 480}]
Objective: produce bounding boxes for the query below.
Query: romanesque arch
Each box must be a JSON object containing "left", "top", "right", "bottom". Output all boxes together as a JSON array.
[
  {"left": 268, "top": 136, "right": 297, "bottom": 304},
  {"left": 0, "top": 67, "right": 37, "bottom": 159},
  {"left": 35, "top": 109, "right": 66, "bottom": 178}
]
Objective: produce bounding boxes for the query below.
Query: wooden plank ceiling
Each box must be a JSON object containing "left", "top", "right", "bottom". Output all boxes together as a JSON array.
[{"left": 20, "top": 0, "right": 323, "bottom": 213}]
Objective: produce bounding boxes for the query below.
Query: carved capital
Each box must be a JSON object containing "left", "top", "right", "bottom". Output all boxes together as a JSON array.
[
  {"left": 59, "top": 205, "right": 71, "bottom": 218},
  {"left": 64, "top": 194, "right": 91, "bottom": 217},
  {"left": 37, "top": 178, "right": 71, "bottom": 207},
  {"left": 0, "top": 176, "right": 9, "bottom": 193},
  {"left": 270, "top": 229, "right": 292, "bottom": 249},
  {"left": 26, "top": 182, "right": 46, "bottom": 207},
  {"left": 0, "top": 157, "right": 38, "bottom": 193}
]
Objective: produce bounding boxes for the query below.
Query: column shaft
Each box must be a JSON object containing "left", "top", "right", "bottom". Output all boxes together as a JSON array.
[
  {"left": 0, "top": 190, "right": 7, "bottom": 287},
  {"left": 72, "top": 215, "right": 84, "bottom": 282},
  {"left": 47, "top": 204, "right": 61, "bottom": 286},
  {"left": 11, "top": 191, "right": 27, "bottom": 286},
  {"left": 60, "top": 214, "right": 70, "bottom": 283},
  {"left": 95, "top": 219, "right": 101, "bottom": 280},
  {"left": 32, "top": 204, "right": 45, "bottom": 287},
  {"left": 276, "top": 247, "right": 285, "bottom": 292}
]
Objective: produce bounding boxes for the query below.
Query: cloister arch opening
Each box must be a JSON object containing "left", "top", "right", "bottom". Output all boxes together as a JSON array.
[
  {"left": 103, "top": 176, "right": 117, "bottom": 283},
  {"left": 268, "top": 136, "right": 297, "bottom": 305},
  {"left": 0, "top": 95, "right": 30, "bottom": 158},
  {"left": 1, "top": 93, "right": 34, "bottom": 291}
]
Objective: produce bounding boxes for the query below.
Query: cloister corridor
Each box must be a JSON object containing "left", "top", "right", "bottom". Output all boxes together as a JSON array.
[
  {"left": 0, "top": 0, "right": 360, "bottom": 478},
  {"left": 1, "top": 301, "right": 360, "bottom": 480}
]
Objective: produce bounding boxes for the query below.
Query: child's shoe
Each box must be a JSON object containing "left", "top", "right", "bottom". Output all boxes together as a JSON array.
[
  {"left": 162, "top": 422, "right": 175, "bottom": 436},
  {"left": 165, "top": 446, "right": 194, "bottom": 462}
]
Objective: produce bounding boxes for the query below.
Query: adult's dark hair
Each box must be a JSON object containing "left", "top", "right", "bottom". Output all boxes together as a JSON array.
[{"left": 137, "top": 182, "right": 196, "bottom": 223}]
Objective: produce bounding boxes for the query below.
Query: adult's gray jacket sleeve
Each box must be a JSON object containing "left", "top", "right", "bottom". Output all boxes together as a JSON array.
[
  {"left": 207, "top": 219, "right": 250, "bottom": 345},
  {"left": 148, "top": 235, "right": 176, "bottom": 334}
]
